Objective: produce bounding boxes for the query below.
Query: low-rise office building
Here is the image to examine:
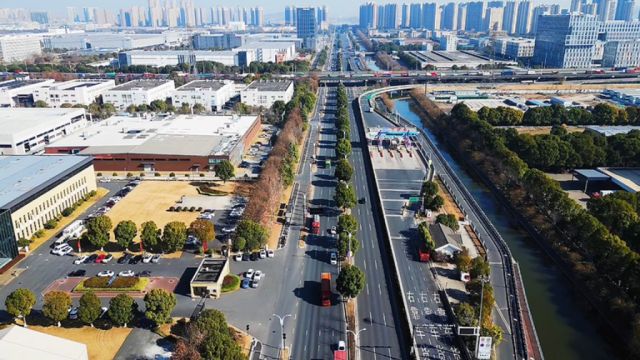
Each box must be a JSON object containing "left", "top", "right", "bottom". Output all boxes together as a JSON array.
[
  {"left": 189, "top": 258, "right": 230, "bottom": 298},
  {"left": 118, "top": 50, "right": 255, "bottom": 68},
  {"left": 172, "top": 80, "right": 235, "bottom": 112},
  {"left": 0, "top": 35, "right": 42, "bottom": 63},
  {"left": 241, "top": 80, "right": 294, "bottom": 108},
  {"left": 0, "top": 155, "right": 96, "bottom": 263},
  {"left": 103, "top": 79, "right": 175, "bottom": 110},
  {"left": 603, "top": 40, "right": 640, "bottom": 67},
  {"left": 46, "top": 113, "right": 261, "bottom": 172},
  {"left": 43, "top": 33, "right": 166, "bottom": 51},
  {"left": 33, "top": 79, "right": 116, "bottom": 107},
  {"left": 0, "top": 79, "right": 55, "bottom": 107},
  {"left": 0, "top": 108, "right": 87, "bottom": 155},
  {"left": 0, "top": 325, "right": 89, "bottom": 360}
]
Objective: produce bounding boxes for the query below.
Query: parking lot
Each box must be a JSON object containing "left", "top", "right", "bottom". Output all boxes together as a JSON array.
[{"left": 237, "top": 124, "right": 276, "bottom": 179}]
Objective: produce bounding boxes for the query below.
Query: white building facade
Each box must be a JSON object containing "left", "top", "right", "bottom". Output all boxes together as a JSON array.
[
  {"left": 241, "top": 80, "right": 294, "bottom": 108},
  {"left": 172, "top": 80, "right": 235, "bottom": 111},
  {"left": 33, "top": 79, "right": 116, "bottom": 107},
  {"left": 103, "top": 79, "right": 176, "bottom": 110},
  {"left": 0, "top": 36, "right": 42, "bottom": 63}
]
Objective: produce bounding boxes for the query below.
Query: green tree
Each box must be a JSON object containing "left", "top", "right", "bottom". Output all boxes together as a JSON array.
[
  {"left": 435, "top": 213, "right": 459, "bottom": 231},
  {"left": 126, "top": 104, "right": 138, "bottom": 113},
  {"left": 418, "top": 222, "right": 435, "bottom": 251},
  {"left": 335, "top": 158, "right": 354, "bottom": 182},
  {"left": 335, "top": 138, "right": 352, "bottom": 158},
  {"left": 189, "top": 219, "right": 215, "bottom": 244},
  {"left": 338, "top": 231, "right": 360, "bottom": 258},
  {"left": 43, "top": 291, "right": 72, "bottom": 327},
  {"left": 235, "top": 220, "right": 268, "bottom": 250},
  {"left": 334, "top": 182, "right": 356, "bottom": 210},
  {"left": 114, "top": 220, "right": 137, "bottom": 250},
  {"left": 336, "top": 264, "right": 366, "bottom": 299},
  {"left": 108, "top": 294, "right": 137, "bottom": 327},
  {"left": 214, "top": 160, "right": 235, "bottom": 183},
  {"left": 78, "top": 291, "right": 102, "bottom": 327},
  {"left": 337, "top": 214, "right": 358, "bottom": 235},
  {"left": 192, "top": 103, "right": 206, "bottom": 114},
  {"left": 426, "top": 194, "right": 444, "bottom": 211},
  {"left": 144, "top": 289, "right": 177, "bottom": 326},
  {"left": 453, "top": 302, "right": 476, "bottom": 327},
  {"left": 455, "top": 247, "right": 472, "bottom": 273},
  {"left": 232, "top": 236, "right": 247, "bottom": 252},
  {"left": 190, "top": 309, "right": 245, "bottom": 360},
  {"left": 150, "top": 99, "right": 168, "bottom": 112},
  {"left": 421, "top": 180, "right": 439, "bottom": 197},
  {"left": 86, "top": 215, "right": 112, "bottom": 250},
  {"left": 35, "top": 100, "right": 48, "bottom": 107},
  {"left": 141, "top": 221, "right": 161, "bottom": 252},
  {"left": 470, "top": 256, "right": 491, "bottom": 279},
  {"left": 5, "top": 288, "right": 36, "bottom": 327},
  {"left": 162, "top": 221, "right": 188, "bottom": 253}
]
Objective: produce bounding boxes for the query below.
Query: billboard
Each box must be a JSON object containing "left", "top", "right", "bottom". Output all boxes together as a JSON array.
[{"left": 476, "top": 336, "right": 492, "bottom": 359}]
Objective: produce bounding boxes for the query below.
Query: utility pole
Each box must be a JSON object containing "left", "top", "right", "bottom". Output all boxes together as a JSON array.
[
  {"left": 346, "top": 328, "right": 367, "bottom": 359},
  {"left": 474, "top": 277, "right": 486, "bottom": 359}
]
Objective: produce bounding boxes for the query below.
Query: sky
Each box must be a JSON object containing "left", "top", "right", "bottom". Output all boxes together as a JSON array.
[{"left": 2, "top": 0, "right": 574, "bottom": 19}]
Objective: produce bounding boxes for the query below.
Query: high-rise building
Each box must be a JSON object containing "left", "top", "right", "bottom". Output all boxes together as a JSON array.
[
  {"left": 532, "top": 14, "right": 599, "bottom": 67},
  {"left": 597, "top": 0, "right": 617, "bottom": 20},
  {"left": 401, "top": 4, "right": 411, "bottom": 28},
  {"left": 531, "top": 5, "right": 552, "bottom": 34},
  {"left": 515, "top": 0, "right": 533, "bottom": 34},
  {"left": 465, "top": 1, "right": 486, "bottom": 32},
  {"left": 423, "top": 3, "right": 440, "bottom": 31},
  {"left": 359, "top": 2, "right": 378, "bottom": 29},
  {"left": 484, "top": 7, "right": 504, "bottom": 31},
  {"left": 550, "top": 4, "right": 561, "bottom": 14},
  {"left": 383, "top": 3, "right": 400, "bottom": 29},
  {"left": 503, "top": 1, "right": 519, "bottom": 34},
  {"left": 457, "top": 3, "right": 468, "bottom": 30},
  {"left": 296, "top": 7, "right": 316, "bottom": 49},
  {"left": 570, "top": 0, "right": 583, "bottom": 13},
  {"left": 441, "top": 2, "right": 458, "bottom": 30},
  {"left": 615, "top": 0, "right": 635, "bottom": 20},
  {"left": 409, "top": 3, "right": 422, "bottom": 28},
  {"left": 30, "top": 12, "right": 49, "bottom": 24},
  {"left": 285, "top": 5, "right": 296, "bottom": 26}
]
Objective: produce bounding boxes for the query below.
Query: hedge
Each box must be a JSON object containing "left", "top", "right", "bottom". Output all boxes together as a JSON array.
[
  {"left": 75, "top": 276, "right": 149, "bottom": 292},
  {"left": 221, "top": 274, "right": 241, "bottom": 293}
]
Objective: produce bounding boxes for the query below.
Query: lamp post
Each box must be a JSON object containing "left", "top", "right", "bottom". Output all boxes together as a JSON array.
[
  {"left": 347, "top": 231, "right": 352, "bottom": 260},
  {"left": 346, "top": 328, "right": 367, "bottom": 359},
  {"left": 273, "top": 313, "right": 292, "bottom": 356},
  {"left": 474, "top": 276, "right": 487, "bottom": 359}
]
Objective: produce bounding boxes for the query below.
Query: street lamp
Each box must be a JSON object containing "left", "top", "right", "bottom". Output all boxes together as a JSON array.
[
  {"left": 474, "top": 276, "right": 488, "bottom": 358},
  {"left": 346, "top": 328, "right": 367, "bottom": 351},
  {"left": 273, "top": 313, "right": 292, "bottom": 356}
]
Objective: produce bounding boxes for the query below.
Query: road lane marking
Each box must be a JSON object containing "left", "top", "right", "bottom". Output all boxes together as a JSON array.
[
  {"left": 378, "top": 283, "right": 382, "bottom": 295},
  {"left": 374, "top": 259, "right": 378, "bottom": 270}
]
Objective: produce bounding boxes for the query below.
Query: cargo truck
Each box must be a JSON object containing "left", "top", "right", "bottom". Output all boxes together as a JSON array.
[
  {"left": 311, "top": 214, "right": 321, "bottom": 235},
  {"left": 321, "top": 272, "right": 331, "bottom": 307}
]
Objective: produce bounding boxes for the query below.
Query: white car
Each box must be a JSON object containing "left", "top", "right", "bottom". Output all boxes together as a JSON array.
[
  {"left": 259, "top": 249, "right": 266, "bottom": 259},
  {"left": 234, "top": 254, "right": 243, "bottom": 261},
  {"left": 222, "top": 226, "right": 237, "bottom": 233},
  {"left": 97, "top": 270, "right": 115, "bottom": 277},
  {"left": 267, "top": 249, "right": 275, "bottom": 258},
  {"left": 151, "top": 254, "right": 161, "bottom": 263},
  {"left": 142, "top": 254, "right": 153, "bottom": 263},
  {"left": 186, "top": 235, "right": 200, "bottom": 246},
  {"left": 52, "top": 245, "right": 73, "bottom": 256},
  {"left": 253, "top": 270, "right": 264, "bottom": 281},
  {"left": 330, "top": 252, "right": 338, "bottom": 265},
  {"left": 337, "top": 340, "right": 346, "bottom": 351},
  {"left": 118, "top": 270, "right": 135, "bottom": 277},
  {"left": 198, "top": 212, "right": 215, "bottom": 220},
  {"left": 329, "top": 226, "right": 337, "bottom": 235},
  {"left": 245, "top": 269, "right": 255, "bottom": 279},
  {"left": 73, "top": 255, "right": 88, "bottom": 264}
]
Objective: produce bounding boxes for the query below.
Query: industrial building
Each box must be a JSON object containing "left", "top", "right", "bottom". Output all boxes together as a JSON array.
[
  {"left": 32, "top": 79, "right": 116, "bottom": 107},
  {"left": 43, "top": 32, "right": 166, "bottom": 51},
  {"left": 0, "top": 108, "right": 87, "bottom": 155},
  {"left": 172, "top": 80, "right": 235, "bottom": 112},
  {"left": 0, "top": 35, "right": 42, "bottom": 63},
  {"left": 0, "top": 325, "right": 89, "bottom": 360},
  {"left": 118, "top": 49, "right": 255, "bottom": 68},
  {"left": 0, "top": 155, "right": 96, "bottom": 263},
  {"left": 241, "top": 80, "right": 294, "bottom": 108},
  {"left": 495, "top": 37, "right": 535, "bottom": 60},
  {"left": 403, "top": 50, "right": 516, "bottom": 69},
  {"left": 46, "top": 113, "right": 261, "bottom": 172},
  {"left": 189, "top": 258, "right": 230, "bottom": 298},
  {"left": 0, "top": 79, "right": 55, "bottom": 107},
  {"left": 103, "top": 79, "right": 175, "bottom": 110}
]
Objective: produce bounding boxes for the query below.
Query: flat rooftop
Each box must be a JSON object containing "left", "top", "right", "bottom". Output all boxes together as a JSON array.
[
  {"left": 0, "top": 79, "right": 48, "bottom": 91},
  {"left": 0, "top": 108, "right": 85, "bottom": 143},
  {"left": 598, "top": 167, "right": 640, "bottom": 193},
  {"left": 245, "top": 80, "right": 293, "bottom": 92},
  {"left": 49, "top": 79, "right": 113, "bottom": 91},
  {"left": 192, "top": 258, "right": 227, "bottom": 283},
  {"left": 176, "top": 80, "right": 230, "bottom": 92},
  {"left": 585, "top": 125, "right": 640, "bottom": 136},
  {"left": 48, "top": 114, "right": 258, "bottom": 157},
  {"left": 109, "top": 79, "right": 173, "bottom": 91},
  {"left": 0, "top": 155, "right": 93, "bottom": 209}
]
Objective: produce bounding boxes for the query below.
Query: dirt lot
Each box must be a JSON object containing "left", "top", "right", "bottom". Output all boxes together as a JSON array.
[
  {"left": 107, "top": 181, "right": 200, "bottom": 242},
  {"left": 435, "top": 178, "right": 465, "bottom": 221},
  {"left": 507, "top": 125, "right": 584, "bottom": 135},
  {"left": 29, "top": 325, "right": 131, "bottom": 360}
]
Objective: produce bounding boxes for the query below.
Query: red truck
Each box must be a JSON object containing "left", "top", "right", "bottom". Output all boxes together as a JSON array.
[
  {"left": 334, "top": 340, "right": 347, "bottom": 360},
  {"left": 321, "top": 272, "right": 331, "bottom": 307},
  {"left": 418, "top": 245, "right": 431, "bottom": 262},
  {"left": 311, "top": 214, "right": 321, "bottom": 235}
]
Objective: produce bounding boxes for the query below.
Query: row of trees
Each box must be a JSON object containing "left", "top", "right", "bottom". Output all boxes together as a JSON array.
[
  {"left": 500, "top": 125, "right": 640, "bottom": 171},
  {"left": 421, "top": 180, "right": 445, "bottom": 211},
  {"left": 588, "top": 192, "right": 640, "bottom": 252},
  {"left": 479, "top": 103, "right": 640, "bottom": 126},
  {"left": 5, "top": 287, "right": 176, "bottom": 328},
  {"left": 375, "top": 51, "right": 405, "bottom": 71},
  {"left": 241, "top": 78, "right": 318, "bottom": 250},
  {"left": 83, "top": 215, "right": 214, "bottom": 253},
  {"left": 410, "top": 90, "right": 640, "bottom": 357}
]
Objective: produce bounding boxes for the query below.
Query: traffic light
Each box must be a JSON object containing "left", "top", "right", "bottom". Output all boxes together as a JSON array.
[
  {"left": 283, "top": 333, "right": 287, "bottom": 340},
  {"left": 246, "top": 324, "right": 250, "bottom": 331}
]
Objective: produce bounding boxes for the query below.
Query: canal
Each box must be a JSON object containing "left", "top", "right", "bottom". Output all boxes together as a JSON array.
[{"left": 393, "top": 98, "right": 614, "bottom": 360}]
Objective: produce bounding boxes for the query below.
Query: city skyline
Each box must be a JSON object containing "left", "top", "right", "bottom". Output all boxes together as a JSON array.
[{"left": 1, "top": 0, "right": 577, "bottom": 18}]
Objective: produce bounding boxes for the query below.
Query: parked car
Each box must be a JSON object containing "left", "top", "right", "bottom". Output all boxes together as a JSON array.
[
  {"left": 234, "top": 254, "right": 243, "bottom": 261},
  {"left": 199, "top": 212, "right": 215, "bottom": 220},
  {"left": 242, "top": 253, "right": 250, "bottom": 261},
  {"left": 118, "top": 253, "right": 132, "bottom": 264},
  {"left": 102, "top": 254, "right": 113, "bottom": 263},
  {"left": 250, "top": 252, "right": 259, "bottom": 261},
  {"left": 241, "top": 279, "right": 251, "bottom": 289},
  {"left": 267, "top": 249, "right": 275, "bottom": 258},
  {"left": 118, "top": 270, "right": 135, "bottom": 277},
  {"left": 74, "top": 255, "right": 88, "bottom": 264},
  {"left": 252, "top": 270, "right": 264, "bottom": 281},
  {"left": 68, "top": 269, "right": 86, "bottom": 277},
  {"left": 222, "top": 226, "right": 236, "bottom": 233},
  {"left": 151, "top": 254, "right": 161, "bottom": 263},
  {"left": 251, "top": 279, "right": 260, "bottom": 288},
  {"left": 259, "top": 249, "right": 267, "bottom": 259},
  {"left": 245, "top": 269, "right": 255, "bottom": 279},
  {"left": 130, "top": 255, "right": 142, "bottom": 264},
  {"left": 337, "top": 340, "right": 346, "bottom": 351},
  {"left": 95, "top": 254, "right": 106, "bottom": 263},
  {"left": 138, "top": 270, "right": 152, "bottom": 277},
  {"left": 97, "top": 270, "right": 115, "bottom": 277},
  {"left": 330, "top": 252, "right": 338, "bottom": 265},
  {"left": 68, "top": 307, "right": 79, "bottom": 320},
  {"left": 52, "top": 245, "right": 73, "bottom": 256},
  {"left": 142, "top": 254, "right": 153, "bottom": 263},
  {"left": 85, "top": 254, "right": 98, "bottom": 263}
]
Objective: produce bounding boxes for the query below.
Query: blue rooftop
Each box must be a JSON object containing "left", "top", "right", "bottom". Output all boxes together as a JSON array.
[
  {"left": 574, "top": 169, "right": 610, "bottom": 181},
  {"left": 0, "top": 155, "right": 93, "bottom": 210}
]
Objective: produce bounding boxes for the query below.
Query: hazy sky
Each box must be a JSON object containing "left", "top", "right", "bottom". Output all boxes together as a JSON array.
[{"left": 3, "top": 0, "right": 574, "bottom": 19}]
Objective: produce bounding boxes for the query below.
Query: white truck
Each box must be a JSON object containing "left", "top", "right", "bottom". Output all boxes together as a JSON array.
[{"left": 55, "top": 220, "right": 85, "bottom": 245}]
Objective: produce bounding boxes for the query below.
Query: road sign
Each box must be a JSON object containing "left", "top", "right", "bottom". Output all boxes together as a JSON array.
[
  {"left": 457, "top": 326, "right": 479, "bottom": 336},
  {"left": 476, "top": 336, "right": 492, "bottom": 359},
  {"left": 409, "top": 196, "right": 421, "bottom": 203}
]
